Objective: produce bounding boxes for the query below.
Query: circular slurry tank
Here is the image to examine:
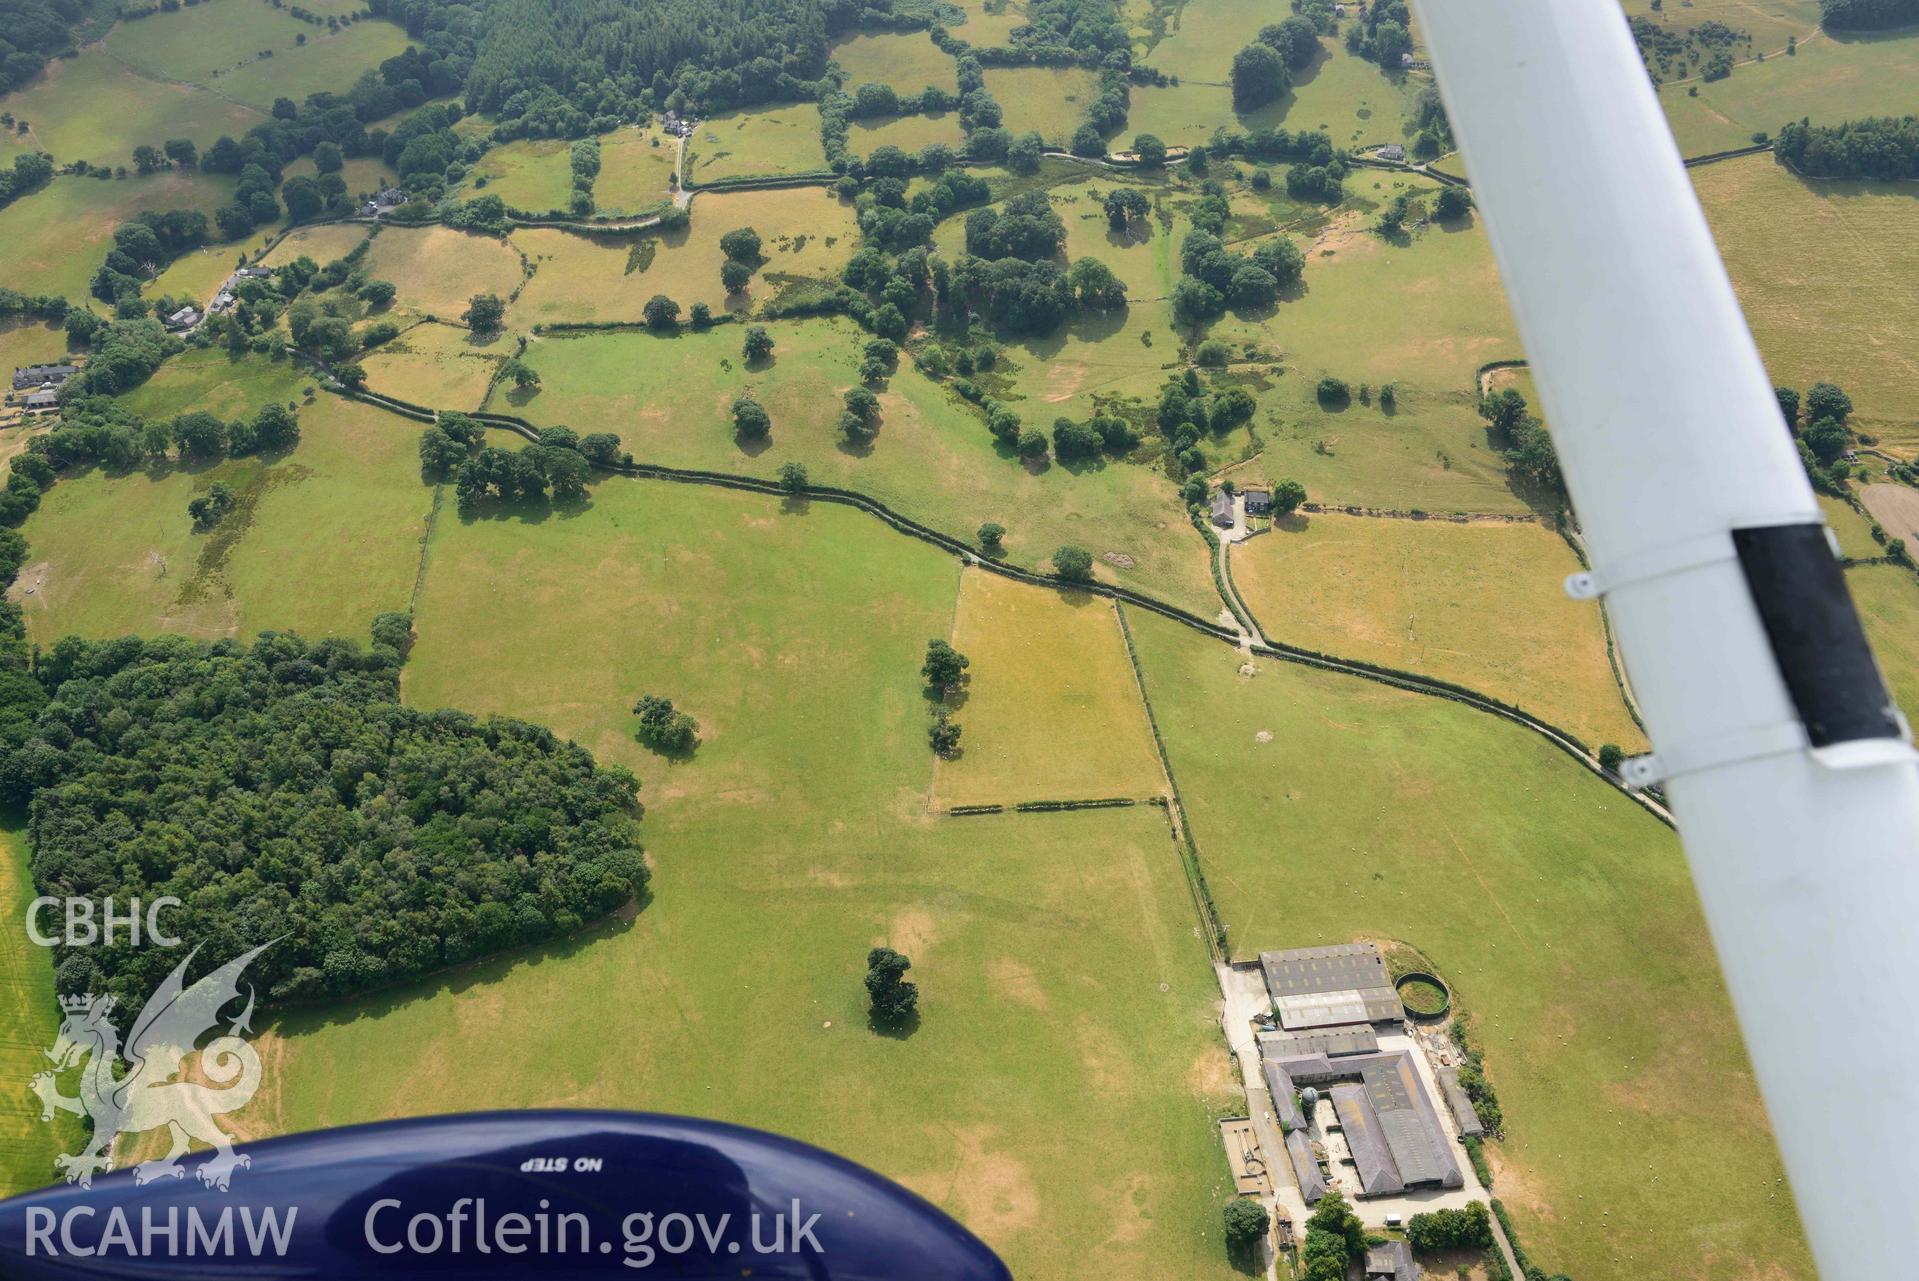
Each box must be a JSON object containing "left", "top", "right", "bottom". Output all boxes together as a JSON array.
[{"left": 1394, "top": 970, "right": 1452, "bottom": 1021}]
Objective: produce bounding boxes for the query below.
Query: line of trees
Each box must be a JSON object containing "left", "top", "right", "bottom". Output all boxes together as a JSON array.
[{"left": 1819, "top": 0, "right": 1919, "bottom": 29}]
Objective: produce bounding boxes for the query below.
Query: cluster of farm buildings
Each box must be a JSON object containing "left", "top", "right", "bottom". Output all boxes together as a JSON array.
[
  {"left": 6, "top": 361, "right": 77, "bottom": 416},
  {"left": 1223, "top": 943, "right": 1490, "bottom": 1279}
]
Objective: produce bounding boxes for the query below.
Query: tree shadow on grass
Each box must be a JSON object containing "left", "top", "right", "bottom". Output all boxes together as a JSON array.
[{"left": 866, "top": 1008, "right": 921, "bottom": 1041}]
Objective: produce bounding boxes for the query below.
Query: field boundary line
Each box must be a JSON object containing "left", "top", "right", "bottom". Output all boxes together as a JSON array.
[
  {"left": 309, "top": 376, "right": 1674, "bottom": 824},
  {"left": 407, "top": 481, "right": 444, "bottom": 616}
]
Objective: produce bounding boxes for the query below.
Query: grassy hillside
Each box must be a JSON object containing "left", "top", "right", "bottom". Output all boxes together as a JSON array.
[
  {"left": 0, "top": 172, "right": 237, "bottom": 300},
  {"left": 0, "top": 824, "right": 67, "bottom": 1198}
]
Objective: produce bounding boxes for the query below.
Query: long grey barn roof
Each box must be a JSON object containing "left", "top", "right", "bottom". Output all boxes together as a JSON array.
[
  {"left": 1262, "top": 1057, "right": 1307, "bottom": 1133},
  {"left": 1260, "top": 942, "right": 1403, "bottom": 1028},
  {"left": 1332, "top": 1083, "right": 1405, "bottom": 1196},
  {"left": 1260, "top": 1026, "right": 1379, "bottom": 1059},
  {"left": 1436, "top": 1066, "right": 1485, "bottom": 1138},
  {"left": 1285, "top": 1129, "right": 1326, "bottom": 1204}
]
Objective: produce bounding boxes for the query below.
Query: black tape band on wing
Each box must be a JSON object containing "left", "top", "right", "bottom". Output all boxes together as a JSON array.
[{"left": 1732, "top": 524, "right": 1904, "bottom": 748}]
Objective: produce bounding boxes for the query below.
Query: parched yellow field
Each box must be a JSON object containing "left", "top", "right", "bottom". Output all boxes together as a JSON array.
[
  {"left": 361, "top": 226, "right": 528, "bottom": 319},
  {"left": 848, "top": 112, "right": 968, "bottom": 158},
  {"left": 982, "top": 67, "right": 1103, "bottom": 146},
  {"left": 11, "top": 393, "right": 430, "bottom": 644},
  {"left": 1697, "top": 155, "right": 1919, "bottom": 452},
  {"left": 1232, "top": 512, "right": 1645, "bottom": 750},
  {"left": 0, "top": 171, "right": 237, "bottom": 301},
  {"left": 686, "top": 104, "right": 829, "bottom": 183},
  {"left": 832, "top": 31, "right": 959, "bottom": 94},
  {"left": 360, "top": 321, "right": 516, "bottom": 411},
  {"left": 1820, "top": 493, "right": 1879, "bottom": 559},
  {"left": 933, "top": 570, "right": 1165, "bottom": 807},
  {"left": 511, "top": 188, "right": 859, "bottom": 324},
  {"left": 261, "top": 221, "right": 372, "bottom": 267},
  {"left": 1849, "top": 563, "right": 1919, "bottom": 720},
  {"left": 594, "top": 128, "right": 678, "bottom": 213}
]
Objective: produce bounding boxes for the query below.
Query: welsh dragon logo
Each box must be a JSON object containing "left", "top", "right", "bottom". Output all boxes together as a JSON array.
[{"left": 29, "top": 941, "right": 274, "bottom": 1191}]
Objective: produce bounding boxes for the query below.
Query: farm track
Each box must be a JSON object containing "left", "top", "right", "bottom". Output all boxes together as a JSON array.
[{"left": 316, "top": 364, "right": 1673, "bottom": 828}]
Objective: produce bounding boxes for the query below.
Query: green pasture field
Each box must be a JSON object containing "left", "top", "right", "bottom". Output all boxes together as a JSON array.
[
  {"left": 1214, "top": 179, "right": 1521, "bottom": 394},
  {"left": 510, "top": 187, "right": 859, "bottom": 324},
  {"left": 13, "top": 389, "right": 429, "bottom": 643},
  {"left": 360, "top": 226, "right": 528, "bottom": 320},
  {"left": 685, "top": 104, "right": 828, "bottom": 184},
  {"left": 1697, "top": 155, "right": 1919, "bottom": 451},
  {"left": 508, "top": 319, "right": 1219, "bottom": 613},
  {"left": 1849, "top": 564, "right": 1919, "bottom": 718},
  {"left": 951, "top": 0, "right": 1027, "bottom": 44},
  {"left": 1622, "top": 0, "right": 1822, "bottom": 52},
  {"left": 0, "top": 320, "right": 68, "bottom": 379},
  {"left": 0, "top": 50, "right": 265, "bottom": 169},
  {"left": 1820, "top": 493, "right": 1879, "bottom": 558},
  {"left": 1223, "top": 376, "right": 1528, "bottom": 515},
  {"left": 593, "top": 128, "right": 678, "bottom": 213},
  {"left": 1141, "top": 6, "right": 1420, "bottom": 149},
  {"left": 215, "top": 21, "right": 410, "bottom": 113},
  {"left": 119, "top": 345, "right": 314, "bottom": 420},
  {"left": 284, "top": 154, "right": 396, "bottom": 201},
  {"left": 462, "top": 137, "right": 577, "bottom": 215},
  {"left": 934, "top": 568, "right": 1165, "bottom": 807},
  {"left": 260, "top": 221, "right": 372, "bottom": 268},
  {"left": 1054, "top": 176, "right": 1179, "bottom": 300},
  {"left": 151, "top": 244, "right": 244, "bottom": 309},
  {"left": 831, "top": 31, "right": 959, "bottom": 94},
  {"left": 361, "top": 320, "right": 514, "bottom": 412},
  {"left": 0, "top": 823, "right": 68, "bottom": 1198},
  {"left": 0, "top": 171, "right": 237, "bottom": 301},
  {"left": 238, "top": 478, "right": 1244, "bottom": 1280},
  {"left": 1657, "top": 27, "right": 1919, "bottom": 157},
  {"left": 106, "top": 0, "right": 318, "bottom": 88},
  {"left": 982, "top": 68, "right": 1103, "bottom": 147},
  {"left": 1230, "top": 512, "right": 1644, "bottom": 750},
  {"left": 848, "top": 112, "right": 967, "bottom": 158},
  {"left": 1127, "top": 609, "right": 1813, "bottom": 1281}
]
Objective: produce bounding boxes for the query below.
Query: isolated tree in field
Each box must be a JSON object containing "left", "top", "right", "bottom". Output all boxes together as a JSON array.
[
  {"left": 1599, "top": 743, "right": 1625, "bottom": 773},
  {"left": 505, "top": 359, "right": 541, "bottom": 390},
  {"left": 1433, "top": 185, "right": 1473, "bottom": 220},
  {"left": 1102, "top": 187, "right": 1150, "bottom": 232},
  {"left": 132, "top": 145, "right": 161, "bottom": 176},
  {"left": 778, "top": 461, "right": 808, "bottom": 493},
  {"left": 719, "top": 227, "right": 762, "bottom": 263},
  {"left": 1232, "top": 42, "right": 1288, "bottom": 112},
  {"left": 1272, "top": 478, "right": 1308, "bottom": 516},
  {"left": 720, "top": 259, "right": 752, "bottom": 294},
  {"left": 742, "top": 325, "right": 774, "bottom": 362},
  {"left": 643, "top": 294, "right": 680, "bottom": 329},
  {"left": 977, "top": 521, "right": 1005, "bottom": 554},
  {"left": 1132, "top": 133, "right": 1168, "bottom": 169},
  {"left": 251, "top": 403, "right": 299, "bottom": 452},
  {"left": 463, "top": 292, "right": 505, "bottom": 334},
  {"left": 1222, "top": 1198, "right": 1270, "bottom": 1258},
  {"left": 187, "top": 482, "right": 236, "bottom": 530},
  {"left": 358, "top": 279, "right": 397, "bottom": 308},
  {"left": 732, "top": 395, "right": 771, "bottom": 440},
  {"left": 1317, "top": 376, "right": 1351, "bottom": 407},
  {"left": 922, "top": 639, "right": 970, "bottom": 693},
  {"left": 689, "top": 302, "right": 712, "bottom": 328},
  {"left": 865, "top": 947, "right": 919, "bottom": 1025},
  {"left": 1069, "top": 256, "right": 1125, "bottom": 309},
  {"left": 1054, "top": 544, "right": 1094, "bottom": 582},
  {"left": 633, "top": 694, "right": 699, "bottom": 754}
]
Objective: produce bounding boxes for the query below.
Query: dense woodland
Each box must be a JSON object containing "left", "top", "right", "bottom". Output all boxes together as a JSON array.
[
  {"left": 7, "top": 627, "right": 648, "bottom": 1020},
  {"left": 0, "top": 0, "right": 88, "bottom": 94},
  {"left": 1819, "top": 0, "right": 1919, "bottom": 30},
  {"left": 1775, "top": 115, "right": 1919, "bottom": 180}
]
